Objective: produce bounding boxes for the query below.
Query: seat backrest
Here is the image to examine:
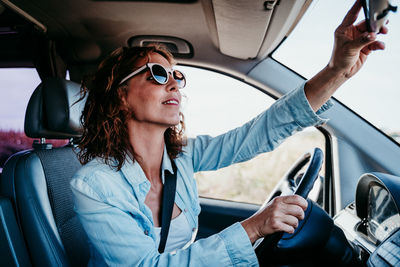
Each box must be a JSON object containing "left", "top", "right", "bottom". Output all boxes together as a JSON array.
[{"left": 0, "top": 78, "right": 89, "bottom": 267}]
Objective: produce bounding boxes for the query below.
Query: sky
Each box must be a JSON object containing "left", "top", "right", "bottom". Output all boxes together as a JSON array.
[
  {"left": 1, "top": 0, "right": 399, "bottom": 139},
  {"left": 0, "top": 69, "right": 41, "bottom": 130},
  {"left": 274, "top": 0, "right": 400, "bottom": 133}
]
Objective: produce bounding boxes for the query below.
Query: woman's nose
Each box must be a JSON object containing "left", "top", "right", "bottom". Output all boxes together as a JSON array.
[{"left": 167, "top": 73, "right": 179, "bottom": 91}]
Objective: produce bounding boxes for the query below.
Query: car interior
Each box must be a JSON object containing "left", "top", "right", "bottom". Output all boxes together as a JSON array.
[{"left": 0, "top": 0, "right": 399, "bottom": 266}]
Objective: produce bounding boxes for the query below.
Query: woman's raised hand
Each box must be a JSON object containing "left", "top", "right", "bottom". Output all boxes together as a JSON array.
[
  {"left": 304, "top": 0, "right": 389, "bottom": 112},
  {"left": 241, "top": 195, "right": 308, "bottom": 244},
  {"left": 329, "top": 0, "right": 388, "bottom": 78}
]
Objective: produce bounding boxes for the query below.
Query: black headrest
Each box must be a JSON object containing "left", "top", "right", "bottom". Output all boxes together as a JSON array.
[{"left": 24, "top": 78, "right": 85, "bottom": 139}]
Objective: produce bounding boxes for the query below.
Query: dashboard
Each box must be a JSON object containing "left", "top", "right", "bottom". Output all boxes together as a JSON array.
[{"left": 334, "top": 173, "right": 400, "bottom": 266}]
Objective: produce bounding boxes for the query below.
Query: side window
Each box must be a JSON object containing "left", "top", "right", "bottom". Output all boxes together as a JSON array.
[
  {"left": 0, "top": 68, "right": 40, "bottom": 171},
  {"left": 181, "top": 66, "right": 325, "bottom": 205},
  {"left": 0, "top": 68, "right": 67, "bottom": 172}
]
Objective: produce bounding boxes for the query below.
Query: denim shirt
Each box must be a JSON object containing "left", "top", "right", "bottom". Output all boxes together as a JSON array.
[{"left": 70, "top": 83, "right": 332, "bottom": 267}]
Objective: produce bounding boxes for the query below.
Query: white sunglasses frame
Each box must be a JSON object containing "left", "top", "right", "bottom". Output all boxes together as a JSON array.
[{"left": 119, "top": 63, "right": 185, "bottom": 88}]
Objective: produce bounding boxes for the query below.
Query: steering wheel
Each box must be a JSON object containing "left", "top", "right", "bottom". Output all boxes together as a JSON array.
[{"left": 255, "top": 147, "right": 324, "bottom": 265}]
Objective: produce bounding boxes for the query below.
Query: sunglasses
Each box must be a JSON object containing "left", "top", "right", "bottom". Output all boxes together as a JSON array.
[{"left": 119, "top": 63, "right": 186, "bottom": 89}]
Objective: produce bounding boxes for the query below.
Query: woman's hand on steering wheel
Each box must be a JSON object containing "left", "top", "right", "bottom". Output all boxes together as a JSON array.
[
  {"left": 241, "top": 195, "right": 308, "bottom": 244},
  {"left": 243, "top": 147, "right": 323, "bottom": 246}
]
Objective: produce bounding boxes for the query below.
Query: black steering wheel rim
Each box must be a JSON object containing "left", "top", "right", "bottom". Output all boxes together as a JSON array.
[
  {"left": 255, "top": 147, "right": 324, "bottom": 265},
  {"left": 292, "top": 148, "right": 324, "bottom": 198}
]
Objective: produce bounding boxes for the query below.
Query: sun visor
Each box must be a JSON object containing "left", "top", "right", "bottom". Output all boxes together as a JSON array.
[
  {"left": 206, "top": 0, "right": 311, "bottom": 60},
  {"left": 258, "top": 0, "right": 312, "bottom": 58}
]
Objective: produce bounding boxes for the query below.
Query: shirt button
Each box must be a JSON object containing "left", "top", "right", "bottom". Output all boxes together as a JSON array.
[
  {"left": 144, "top": 230, "right": 149, "bottom": 235},
  {"left": 184, "top": 208, "right": 188, "bottom": 212},
  {"left": 192, "top": 228, "right": 196, "bottom": 232}
]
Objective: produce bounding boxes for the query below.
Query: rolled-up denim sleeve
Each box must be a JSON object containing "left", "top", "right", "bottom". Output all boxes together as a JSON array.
[
  {"left": 190, "top": 82, "right": 333, "bottom": 172},
  {"left": 71, "top": 177, "right": 258, "bottom": 267},
  {"left": 284, "top": 81, "right": 333, "bottom": 127}
]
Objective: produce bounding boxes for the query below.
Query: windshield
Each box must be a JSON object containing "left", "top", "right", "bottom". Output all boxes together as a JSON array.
[{"left": 273, "top": 0, "right": 400, "bottom": 144}]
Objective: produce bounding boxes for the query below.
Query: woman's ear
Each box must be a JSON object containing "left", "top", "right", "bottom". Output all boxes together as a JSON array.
[
  {"left": 118, "top": 85, "right": 129, "bottom": 108},
  {"left": 121, "top": 95, "right": 128, "bottom": 107}
]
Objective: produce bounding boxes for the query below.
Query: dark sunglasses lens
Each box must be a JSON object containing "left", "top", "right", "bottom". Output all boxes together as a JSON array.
[
  {"left": 173, "top": 70, "right": 186, "bottom": 88},
  {"left": 151, "top": 65, "right": 168, "bottom": 84}
]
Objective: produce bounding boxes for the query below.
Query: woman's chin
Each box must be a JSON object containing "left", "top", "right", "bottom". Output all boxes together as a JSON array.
[{"left": 170, "top": 116, "right": 181, "bottom": 126}]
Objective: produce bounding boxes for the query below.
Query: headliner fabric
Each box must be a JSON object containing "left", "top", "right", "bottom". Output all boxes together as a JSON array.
[{"left": 36, "top": 147, "right": 89, "bottom": 266}]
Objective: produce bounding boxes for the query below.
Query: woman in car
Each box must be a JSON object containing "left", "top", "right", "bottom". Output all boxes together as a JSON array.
[{"left": 70, "top": 1, "right": 387, "bottom": 266}]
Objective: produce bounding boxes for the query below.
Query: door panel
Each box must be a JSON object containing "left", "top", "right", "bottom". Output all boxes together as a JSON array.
[{"left": 197, "top": 197, "right": 259, "bottom": 239}]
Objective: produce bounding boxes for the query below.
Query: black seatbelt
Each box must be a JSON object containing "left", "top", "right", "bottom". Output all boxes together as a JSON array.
[{"left": 158, "top": 160, "right": 178, "bottom": 253}]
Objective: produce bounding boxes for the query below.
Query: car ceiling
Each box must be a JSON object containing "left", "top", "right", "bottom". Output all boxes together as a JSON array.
[{"left": 0, "top": 0, "right": 311, "bottom": 76}]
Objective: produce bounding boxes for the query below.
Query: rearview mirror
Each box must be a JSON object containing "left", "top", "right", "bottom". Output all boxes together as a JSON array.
[{"left": 362, "top": 0, "right": 397, "bottom": 32}]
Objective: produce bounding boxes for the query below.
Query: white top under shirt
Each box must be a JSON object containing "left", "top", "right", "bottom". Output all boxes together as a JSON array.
[{"left": 154, "top": 211, "right": 194, "bottom": 253}]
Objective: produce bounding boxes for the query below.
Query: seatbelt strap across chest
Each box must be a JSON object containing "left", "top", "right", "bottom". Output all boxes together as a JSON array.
[{"left": 158, "top": 160, "right": 177, "bottom": 253}]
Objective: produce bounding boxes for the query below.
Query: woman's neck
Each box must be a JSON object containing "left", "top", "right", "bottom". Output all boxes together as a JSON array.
[{"left": 127, "top": 121, "right": 166, "bottom": 182}]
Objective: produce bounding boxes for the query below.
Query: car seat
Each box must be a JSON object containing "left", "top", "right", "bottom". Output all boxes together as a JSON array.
[{"left": 0, "top": 78, "right": 89, "bottom": 266}]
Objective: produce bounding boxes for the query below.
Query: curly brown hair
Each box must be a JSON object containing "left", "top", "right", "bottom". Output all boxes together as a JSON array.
[{"left": 77, "top": 45, "right": 186, "bottom": 170}]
